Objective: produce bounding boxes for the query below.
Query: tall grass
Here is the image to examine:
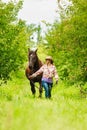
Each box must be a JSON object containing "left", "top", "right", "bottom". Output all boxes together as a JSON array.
[{"left": 0, "top": 70, "right": 87, "bottom": 130}]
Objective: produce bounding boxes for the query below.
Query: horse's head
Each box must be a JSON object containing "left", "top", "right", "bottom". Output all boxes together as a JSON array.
[{"left": 28, "top": 48, "right": 38, "bottom": 70}]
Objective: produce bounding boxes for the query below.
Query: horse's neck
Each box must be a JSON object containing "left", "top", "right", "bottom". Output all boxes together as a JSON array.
[
  {"left": 34, "top": 60, "right": 40, "bottom": 70},
  {"left": 39, "top": 60, "right": 43, "bottom": 67},
  {"left": 34, "top": 59, "right": 42, "bottom": 71}
]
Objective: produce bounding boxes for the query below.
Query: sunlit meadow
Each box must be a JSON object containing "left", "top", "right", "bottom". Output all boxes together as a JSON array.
[{"left": 0, "top": 70, "right": 87, "bottom": 130}]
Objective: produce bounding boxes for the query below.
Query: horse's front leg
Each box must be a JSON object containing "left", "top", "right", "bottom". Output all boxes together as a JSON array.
[
  {"left": 39, "top": 82, "right": 43, "bottom": 98},
  {"left": 30, "top": 81, "right": 36, "bottom": 97}
]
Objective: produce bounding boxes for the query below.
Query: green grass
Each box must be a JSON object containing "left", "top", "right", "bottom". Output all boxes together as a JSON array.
[{"left": 0, "top": 70, "right": 87, "bottom": 130}]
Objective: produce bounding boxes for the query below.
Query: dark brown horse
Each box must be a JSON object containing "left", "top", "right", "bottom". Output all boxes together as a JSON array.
[{"left": 25, "top": 48, "right": 43, "bottom": 97}]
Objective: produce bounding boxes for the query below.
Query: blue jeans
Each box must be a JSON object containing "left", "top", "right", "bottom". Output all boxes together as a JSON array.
[{"left": 42, "top": 80, "right": 53, "bottom": 98}]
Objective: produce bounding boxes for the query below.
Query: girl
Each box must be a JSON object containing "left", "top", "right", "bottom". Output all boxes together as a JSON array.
[{"left": 29, "top": 56, "right": 59, "bottom": 99}]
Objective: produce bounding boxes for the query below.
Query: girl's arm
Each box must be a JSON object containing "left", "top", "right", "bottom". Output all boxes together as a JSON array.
[{"left": 29, "top": 66, "right": 44, "bottom": 79}]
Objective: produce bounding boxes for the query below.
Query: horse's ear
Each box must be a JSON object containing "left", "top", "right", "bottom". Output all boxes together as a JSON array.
[{"left": 35, "top": 48, "right": 38, "bottom": 53}]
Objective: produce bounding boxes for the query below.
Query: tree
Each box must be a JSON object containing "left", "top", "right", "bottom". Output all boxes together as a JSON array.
[
  {"left": 45, "top": 0, "right": 87, "bottom": 85},
  {"left": 0, "top": 0, "right": 28, "bottom": 83}
]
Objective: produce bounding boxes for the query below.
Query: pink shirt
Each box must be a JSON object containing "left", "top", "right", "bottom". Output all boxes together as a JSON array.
[{"left": 34, "top": 64, "right": 59, "bottom": 83}]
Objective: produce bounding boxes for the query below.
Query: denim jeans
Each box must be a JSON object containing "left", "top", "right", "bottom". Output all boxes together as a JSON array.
[{"left": 42, "top": 80, "right": 53, "bottom": 98}]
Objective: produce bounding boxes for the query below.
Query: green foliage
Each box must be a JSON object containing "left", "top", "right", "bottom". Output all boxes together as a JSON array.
[
  {"left": 45, "top": 0, "right": 87, "bottom": 85},
  {"left": 0, "top": 38, "right": 87, "bottom": 130},
  {"left": 0, "top": 73, "right": 87, "bottom": 130},
  {"left": 0, "top": 1, "right": 31, "bottom": 82}
]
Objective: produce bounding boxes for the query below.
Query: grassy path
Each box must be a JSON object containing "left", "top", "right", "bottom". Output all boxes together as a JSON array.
[{"left": 0, "top": 71, "right": 87, "bottom": 130}]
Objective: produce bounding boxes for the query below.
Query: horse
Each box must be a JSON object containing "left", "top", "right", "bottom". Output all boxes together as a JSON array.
[{"left": 25, "top": 48, "right": 43, "bottom": 97}]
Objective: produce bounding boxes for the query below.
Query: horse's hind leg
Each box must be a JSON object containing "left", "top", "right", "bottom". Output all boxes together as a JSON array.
[{"left": 30, "top": 82, "right": 36, "bottom": 97}]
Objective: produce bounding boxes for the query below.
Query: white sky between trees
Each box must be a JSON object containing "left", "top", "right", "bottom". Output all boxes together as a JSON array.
[
  {"left": 3, "top": 0, "right": 70, "bottom": 43},
  {"left": 3, "top": 0, "right": 59, "bottom": 24},
  {"left": 3, "top": 0, "right": 59, "bottom": 38}
]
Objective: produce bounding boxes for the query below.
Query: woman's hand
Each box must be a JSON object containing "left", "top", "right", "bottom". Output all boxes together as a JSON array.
[{"left": 28, "top": 74, "right": 36, "bottom": 79}]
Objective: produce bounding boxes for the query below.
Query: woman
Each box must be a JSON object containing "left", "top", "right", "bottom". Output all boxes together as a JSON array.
[{"left": 29, "top": 56, "right": 59, "bottom": 99}]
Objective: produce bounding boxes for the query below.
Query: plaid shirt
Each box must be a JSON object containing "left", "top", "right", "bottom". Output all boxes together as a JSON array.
[{"left": 34, "top": 64, "right": 59, "bottom": 83}]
